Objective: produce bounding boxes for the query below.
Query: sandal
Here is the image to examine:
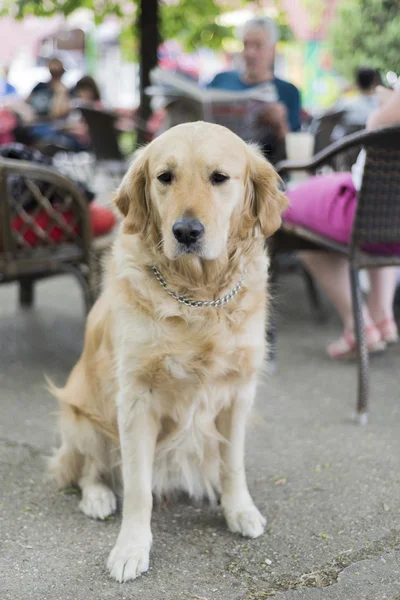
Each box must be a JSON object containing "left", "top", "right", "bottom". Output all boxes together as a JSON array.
[
  {"left": 375, "top": 318, "right": 398, "bottom": 344},
  {"left": 327, "top": 325, "right": 386, "bottom": 360}
]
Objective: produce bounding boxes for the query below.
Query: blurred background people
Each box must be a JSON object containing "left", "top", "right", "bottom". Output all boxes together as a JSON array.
[
  {"left": 335, "top": 66, "right": 382, "bottom": 127},
  {"left": 64, "top": 75, "right": 104, "bottom": 149},
  {"left": 72, "top": 75, "right": 103, "bottom": 108},
  {"left": 0, "top": 65, "right": 17, "bottom": 98},
  {"left": 207, "top": 16, "right": 301, "bottom": 162},
  {"left": 24, "top": 58, "right": 72, "bottom": 149},
  {"left": 27, "top": 58, "right": 70, "bottom": 122}
]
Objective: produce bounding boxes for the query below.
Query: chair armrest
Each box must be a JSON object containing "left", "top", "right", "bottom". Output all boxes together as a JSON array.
[
  {"left": 275, "top": 126, "right": 400, "bottom": 175},
  {"left": 0, "top": 158, "right": 93, "bottom": 255},
  {"left": 0, "top": 158, "right": 89, "bottom": 210}
]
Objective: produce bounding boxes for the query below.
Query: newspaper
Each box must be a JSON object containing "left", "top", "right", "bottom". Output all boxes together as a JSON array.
[{"left": 146, "top": 68, "right": 278, "bottom": 142}]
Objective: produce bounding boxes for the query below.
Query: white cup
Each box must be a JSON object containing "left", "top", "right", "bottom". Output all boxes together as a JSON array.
[
  {"left": 285, "top": 132, "right": 315, "bottom": 185},
  {"left": 285, "top": 132, "right": 315, "bottom": 161}
]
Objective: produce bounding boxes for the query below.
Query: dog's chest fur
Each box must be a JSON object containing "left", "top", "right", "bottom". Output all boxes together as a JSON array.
[
  {"left": 116, "top": 275, "right": 267, "bottom": 394},
  {"left": 109, "top": 257, "right": 268, "bottom": 501}
]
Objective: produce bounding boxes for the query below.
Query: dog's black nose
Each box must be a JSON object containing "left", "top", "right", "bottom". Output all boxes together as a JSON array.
[{"left": 172, "top": 218, "right": 204, "bottom": 246}]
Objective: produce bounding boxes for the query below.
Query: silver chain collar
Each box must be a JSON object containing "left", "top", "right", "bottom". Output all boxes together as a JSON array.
[{"left": 151, "top": 265, "right": 247, "bottom": 308}]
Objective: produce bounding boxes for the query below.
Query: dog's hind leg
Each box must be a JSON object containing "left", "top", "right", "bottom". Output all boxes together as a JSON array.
[
  {"left": 70, "top": 408, "right": 117, "bottom": 520},
  {"left": 50, "top": 402, "right": 117, "bottom": 520},
  {"left": 48, "top": 443, "right": 83, "bottom": 488},
  {"left": 78, "top": 454, "right": 117, "bottom": 520}
]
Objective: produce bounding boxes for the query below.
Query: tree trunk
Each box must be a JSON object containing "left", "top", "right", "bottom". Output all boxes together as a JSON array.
[{"left": 137, "top": 0, "right": 159, "bottom": 145}]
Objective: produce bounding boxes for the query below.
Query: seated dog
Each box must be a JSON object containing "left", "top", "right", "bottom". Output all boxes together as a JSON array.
[{"left": 49, "top": 121, "right": 288, "bottom": 582}]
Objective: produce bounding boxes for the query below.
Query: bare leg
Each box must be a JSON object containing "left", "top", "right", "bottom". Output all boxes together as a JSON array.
[
  {"left": 367, "top": 267, "right": 398, "bottom": 324},
  {"left": 107, "top": 389, "right": 159, "bottom": 582},
  {"left": 216, "top": 381, "right": 265, "bottom": 539},
  {"left": 299, "top": 251, "right": 374, "bottom": 331}
]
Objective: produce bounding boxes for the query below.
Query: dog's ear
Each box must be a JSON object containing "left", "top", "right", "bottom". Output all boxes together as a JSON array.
[
  {"left": 114, "top": 147, "right": 149, "bottom": 235},
  {"left": 245, "top": 143, "right": 289, "bottom": 238}
]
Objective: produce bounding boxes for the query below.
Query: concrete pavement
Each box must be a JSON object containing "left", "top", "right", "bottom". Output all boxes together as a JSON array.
[{"left": 1, "top": 272, "right": 400, "bottom": 600}]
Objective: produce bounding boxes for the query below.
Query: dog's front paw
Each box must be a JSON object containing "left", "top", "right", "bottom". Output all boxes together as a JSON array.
[
  {"left": 79, "top": 484, "right": 117, "bottom": 520},
  {"left": 107, "top": 534, "right": 152, "bottom": 582},
  {"left": 224, "top": 502, "right": 266, "bottom": 539}
]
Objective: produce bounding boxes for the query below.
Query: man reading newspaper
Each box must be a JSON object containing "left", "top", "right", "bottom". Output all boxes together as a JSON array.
[
  {"left": 147, "top": 18, "right": 300, "bottom": 163},
  {"left": 147, "top": 69, "right": 280, "bottom": 144},
  {"left": 207, "top": 17, "right": 301, "bottom": 162}
]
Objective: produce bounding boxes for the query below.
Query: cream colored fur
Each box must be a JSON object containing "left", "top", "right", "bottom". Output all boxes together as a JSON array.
[{"left": 49, "top": 122, "right": 288, "bottom": 582}]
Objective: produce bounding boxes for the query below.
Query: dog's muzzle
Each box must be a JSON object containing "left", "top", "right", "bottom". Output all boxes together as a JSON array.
[{"left": 172, "top": 217, "right": 204, "bottom": 253}]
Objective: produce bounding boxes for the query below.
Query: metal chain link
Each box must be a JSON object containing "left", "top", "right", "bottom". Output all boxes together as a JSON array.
[{"left": 151, "top": 265, "right": 247, "bottom": 308}]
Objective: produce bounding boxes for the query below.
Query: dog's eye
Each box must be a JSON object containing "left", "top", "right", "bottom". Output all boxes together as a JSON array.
[
  {"left": 157, "top": 171, "right": 173, "bottom": 184},
  {"left": 211, "top": 172, "right": 229, "bottom": 185}
]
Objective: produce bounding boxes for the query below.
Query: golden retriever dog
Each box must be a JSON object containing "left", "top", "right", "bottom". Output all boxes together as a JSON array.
[{"left": 49, "top": 121, "right": 288, "bottom": 582}]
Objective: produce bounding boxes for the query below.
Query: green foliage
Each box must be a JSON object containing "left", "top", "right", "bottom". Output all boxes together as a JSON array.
[
  {"left": 120, "top": 22, "right": 139, "bottom": 62},
  {"left": 160, "top": 0, "right": 234, "bottom": 51},
  {"left": 275, "top": 8, "right": 294, "bottom": 43},
  {"left": 329, "top": 0, "right": 400, "bottom": 80},
  {"left": 12, "top": 0, "right": 124, "bottom": 20},
  {"left": 11, "top": 0, "right": 294, "bottom": 55}
]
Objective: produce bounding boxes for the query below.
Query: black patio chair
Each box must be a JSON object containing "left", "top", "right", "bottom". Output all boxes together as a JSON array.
[
  {"left": 273, "top": 125, "right": 400, "bottom": 423},
  {"left": 309, "top": 109, "right": 347, "bottom": 154},
  {"left": 79, "top": 107, "right": 129, "bottom": 180},
  {"left": 331, "top": 124, "right": 365, "bottom": 172}
]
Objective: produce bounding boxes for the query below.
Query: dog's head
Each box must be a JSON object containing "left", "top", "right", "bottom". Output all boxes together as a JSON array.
[{"left": 115, "top": 122, "right": 288, "bottom": 260}]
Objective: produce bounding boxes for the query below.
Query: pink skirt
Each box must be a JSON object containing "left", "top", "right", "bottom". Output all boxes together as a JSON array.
[{"left": 283, "top": 172, "right": 400, "bottom": 255}]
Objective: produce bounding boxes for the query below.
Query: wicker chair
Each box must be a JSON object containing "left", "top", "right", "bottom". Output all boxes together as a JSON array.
[
  {"left": 274, "top": 125, "right": 400, "bottom": 423},
  {"left": 0, "top": 157, "right": 96, "bottom": 313}
]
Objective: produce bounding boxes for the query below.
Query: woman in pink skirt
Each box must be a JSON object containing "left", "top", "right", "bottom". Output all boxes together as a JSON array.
[{"left": 283, "top": 85, "right": 400, "bottom": 359}]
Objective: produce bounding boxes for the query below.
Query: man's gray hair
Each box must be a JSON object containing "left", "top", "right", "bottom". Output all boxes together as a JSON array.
[{"left": 240, "top": 16, "right": 279, "bottom": 46}]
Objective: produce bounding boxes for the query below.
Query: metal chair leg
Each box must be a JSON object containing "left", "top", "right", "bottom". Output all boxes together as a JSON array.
[
  {"left": 266, "top": 314, "right": 277, "bottom": 373},
  {"left": 267, "top": 247, "right": 278, "bottom": 369},
  {"left": 349, "top": 263, "right": 369, "bottom": 424},
  {"left": 19, "top": 280, "right": 34, "bottom": 308},
  {"left": 301, "top": 266, "right": 327, "bottom": 322},
  {"left": 80, "top": 273, "right": 95, "bottom": 315},
  {"left": 77, "top": 269, "right": 95, "bottom": 315}
]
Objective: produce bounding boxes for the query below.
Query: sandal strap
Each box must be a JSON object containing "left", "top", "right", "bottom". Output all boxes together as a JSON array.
[
  {"left": 365, "top": 324, "right": 381, "bottom": 335},
  {"left": 329, "top": 325, "right": 384, "bottom": 360},
  {"left": 343, "top": 331, "right": 356, "bottom": 347},
  {"left": 375, "top": 318, "right": 396, "bottom": 330},
  {"left": 329, "top": 333, "right": 356, "bottom": 359},
  {"left": 375, "top": 318, "right": 398, "bottom": 343}
]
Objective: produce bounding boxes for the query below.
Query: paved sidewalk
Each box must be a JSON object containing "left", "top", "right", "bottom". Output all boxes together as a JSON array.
[{"left": 1, "top": 273, "right": 400, "bottom": 600}]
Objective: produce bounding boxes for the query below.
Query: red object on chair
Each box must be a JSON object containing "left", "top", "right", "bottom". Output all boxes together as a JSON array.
[
  {"left": 12, "top": 202, "right": 117, "bottom": 247},
  {"left": 89, "top": 203, "right": 117, "bottom": 237}
]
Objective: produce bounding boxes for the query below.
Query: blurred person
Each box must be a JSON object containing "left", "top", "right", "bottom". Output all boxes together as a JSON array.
[
  {"left": 283, "top": 85, "right": 400, "bottom": 359},
  {"left": 24, "top": 58, "right": 71, "bottom": 148},
  {"left": 72, "top": 76, "right": 102, "bottom": 108},
  {"left": 24, "top": 58, "right": 83, "bottom": 150},
  {"left": 0, "top": 107, "right": 19, "bottom": 144},
  {"left": 0, "top": 66, "right": 24, "bottom": 144},
  {"left": 0, "top": 65, "right": 17, "bottom": 98},
  {"left": 64, "top": 75, "right": 104, "bottom": 149},
  {"left": 207, "top": 17, "right": 301, "bottom": 161},
  {"left": 0, "top": 72, "right": 36, "bottom": 145},
  {"left": 335, "top": 67, "right": 382, "bottom": 127},
  {"left": 27, "top": 58, "right": 70, "bottom": 121}
]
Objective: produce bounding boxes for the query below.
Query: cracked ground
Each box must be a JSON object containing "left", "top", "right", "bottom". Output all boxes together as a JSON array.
[{"left": 1, "top": 273, "right": 400, "bottom": 600}]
